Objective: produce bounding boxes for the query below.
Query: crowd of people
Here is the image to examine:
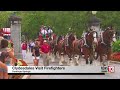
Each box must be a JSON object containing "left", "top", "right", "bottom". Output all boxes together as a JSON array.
[
  {"left": 0, "top": 25, "right": 53, "bottom": 79},
  {"left": 0, "top": 36, "right": 17, "bottom": 79},
  {"left": 21, "top": 25, "right": 53, "bottom": 66},
  {"left": 39, "top": 25, "right": 53, "bottom": 39}
]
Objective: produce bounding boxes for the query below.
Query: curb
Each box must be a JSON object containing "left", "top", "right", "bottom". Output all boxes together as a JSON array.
[{"left": 110, "top": 61, "right": 120, "bottom": 64}]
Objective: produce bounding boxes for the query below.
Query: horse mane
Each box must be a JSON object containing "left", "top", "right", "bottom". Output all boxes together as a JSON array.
[
  {"left": 68, "top": 33, "right": 75, "bottom": 46},
  {"left": 85, "top": 31, "right": 97, "bottom": 47},
  {"left": 102, "top": 28, "right": 115, "bottom": 45},
  {"left": 57, "top": 35, "right": 62, "bottom": 43}
]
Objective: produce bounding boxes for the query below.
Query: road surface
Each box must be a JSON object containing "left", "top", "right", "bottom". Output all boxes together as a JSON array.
[{"left": 23, "top": 52, "right": 120, "bottom": 79}]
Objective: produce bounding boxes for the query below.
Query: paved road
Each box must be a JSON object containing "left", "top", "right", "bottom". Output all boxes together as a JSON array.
[{"left": 24, "top": 52, "right": 120, "bottom": 79}]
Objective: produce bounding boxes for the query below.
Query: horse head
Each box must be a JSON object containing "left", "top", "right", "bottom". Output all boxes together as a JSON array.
[
  {"left": 68, "top": 33, "right": 75, "bottom": 47},
  {"left": 57, "top": 35, "right": 62, "bottom": 43},
  {"left": 85, "top": 31, "right": 98, "bottom": 47},
  {"left": 103, "top": 28, "right": 116, "bottom": 45}
]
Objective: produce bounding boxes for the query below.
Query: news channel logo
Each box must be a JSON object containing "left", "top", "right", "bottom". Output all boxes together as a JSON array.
[{"left": 101, "top": 66, "right": 115, "bottom": 73}]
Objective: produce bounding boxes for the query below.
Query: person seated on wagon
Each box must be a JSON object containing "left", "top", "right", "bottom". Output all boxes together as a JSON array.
[
  {"left": 40, "top": 25, "right": 44, "bottom": 32},
  {"left": 47, "top": 26, "right": 53, "bottom": 37},
  {"left": 41, "top": 26, "right": 48, "bottom": 39}
]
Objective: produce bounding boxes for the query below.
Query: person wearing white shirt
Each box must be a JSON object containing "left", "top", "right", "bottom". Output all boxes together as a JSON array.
[
  {"left": 30, "top": 41, "right": 35, "bottom": 53},
  {"left": 47, "top": 26, "right": 53, "bottom": 39}
]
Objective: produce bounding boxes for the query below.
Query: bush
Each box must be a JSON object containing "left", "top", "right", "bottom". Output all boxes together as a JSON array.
[{"left": 112, "top": 40, "right": 120, "bottom": 52}]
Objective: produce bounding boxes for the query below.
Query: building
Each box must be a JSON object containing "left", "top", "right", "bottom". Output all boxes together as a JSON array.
[{"left": 0, "top": 28, "right": 11, "bottom": 40}]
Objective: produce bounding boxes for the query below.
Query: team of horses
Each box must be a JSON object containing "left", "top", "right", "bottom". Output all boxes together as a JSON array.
[
  {"left": 39, "top": 26, "right": 117, "bottom": 66},
  {"left": 0, "top": 26, "right": 116, "bottom": 79}
]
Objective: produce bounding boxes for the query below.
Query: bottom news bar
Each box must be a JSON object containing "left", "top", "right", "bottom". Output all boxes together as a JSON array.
[{"left": 8, "top": 73, "right": 105, "bottom": 75}]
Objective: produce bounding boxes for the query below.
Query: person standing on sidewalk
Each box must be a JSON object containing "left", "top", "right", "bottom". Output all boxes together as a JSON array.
[
  {"left": 30, "top": 41, "right": 35, "bottom": 53},
  {"left": 32, "top": 42, "right": 40, "bottom": 66},
  {"left": 28, "top": 41, "right": 31, "bottom": 52},
  {"left": 21, "top": 41, "right": 27, "bottom": 59},
  {"left": 40, "top": 40, "right": 51, "bottom": 66}
]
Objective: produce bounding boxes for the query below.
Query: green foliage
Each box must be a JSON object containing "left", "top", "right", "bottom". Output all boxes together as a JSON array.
[
  {"left": 0, "top": 11, "right": 12, "bottom": 28},
  {"left": 1, "top": 11, "right": 120, "bottom": 40},
  {"left": 112, "top": 40, "right": 120, "bottom": 52}
]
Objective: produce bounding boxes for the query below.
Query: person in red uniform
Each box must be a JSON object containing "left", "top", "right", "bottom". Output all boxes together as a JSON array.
[{"left": 40, "top": 40, "right": 51, "bottom": 66}]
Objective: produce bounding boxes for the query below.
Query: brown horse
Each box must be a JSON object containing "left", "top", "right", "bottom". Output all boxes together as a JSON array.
[
  {"left": 95, "top": 27, "right": 116, "bottom": 66},
  {"left": 47, "top": 34, "right": 57, "bottom": 62},
  {"left": 54, "top": 35, "right": 66, "bottom": 65},
  {"left": 54, "top": 35, "right": 62, "bottom": 57},
  {"left": 72, "top": 36, "right": 84, "bottom": 65},
  {"left": 65, "top": 33, "right": 75, "bottom": 65},
  {"left": 82, "top": 30, "right": 98, "bottom": 64},
  {"left": 48, "top": 33, "right": 57, "bottom": 54}
]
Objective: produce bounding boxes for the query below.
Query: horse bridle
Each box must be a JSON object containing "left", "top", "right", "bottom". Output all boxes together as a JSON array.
[{"left": 83, "top": 31, "right": 97, "bottom": 47}]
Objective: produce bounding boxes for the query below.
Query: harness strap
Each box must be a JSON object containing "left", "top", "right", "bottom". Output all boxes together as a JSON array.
[
  {"left": 59, "top": 40, "right": 64, "bottom": 44},
  {"left": 101, "top": 31, "right": 104, "bottom": 43},
  {"left": 0, "top": 52, "right": 2, "bottom": 56},
  {"left": 83, "top": 33, "right": 87, "bottom": 45}
]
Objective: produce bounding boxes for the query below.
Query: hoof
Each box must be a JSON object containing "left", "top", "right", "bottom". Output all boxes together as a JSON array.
[
  {"left": 75, "top": 63, "right": 79, "bottom": 66},
  {"left": 59, "top": 61, "right": 63, "bottom": 66},
  {"left": 51, "top": 59, "right": 55, "bottom": 62},
  {"left": 90, "top": 61, "right": 93, "bottom": 64},
  {"left": 67, "top": 61, "right": 70, "bottom": 66},
  {"left": 70, "top": 61, "right": 74, "bottom": 66},
  {"left": 86, "top": 61, "right": 88, "bottom": 64},
  {"left": 76, "top": 60, "right": 80, "bottom": 65},
  {"left": 61, "top": 58, "right": 65, "bottom": 63}
]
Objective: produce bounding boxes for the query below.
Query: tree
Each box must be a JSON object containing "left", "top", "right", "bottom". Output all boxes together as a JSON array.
[{"left": 1, "top": 11, "right": 120, "bottom": 40}]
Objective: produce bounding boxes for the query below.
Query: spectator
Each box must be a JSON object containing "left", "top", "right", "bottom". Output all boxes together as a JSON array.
[
  {"left": 21, "top": 41, "right": 27, "bottom": 59},
  {"left": 40, "top": 40, "right": 51, "bottom": 66},
  {"left": 0, "top": 39, "right": 17, "bottom": 66},
  {"left": 32, "top": 42, "right": 40, "bottom": 66},
  {"left": 28, "top": 42, "right": 31, "bottom": 52},
  {"left": 30, "top": 41, "right": 35, "bottom": 53},
  {"left": 0, "top": 52, "right": 9, "bottom": 79}
]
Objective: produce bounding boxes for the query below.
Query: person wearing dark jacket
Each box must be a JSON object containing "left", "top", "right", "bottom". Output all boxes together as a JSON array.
[{"left": 32, "top": 42, "right": 40, "bottom": 66}]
